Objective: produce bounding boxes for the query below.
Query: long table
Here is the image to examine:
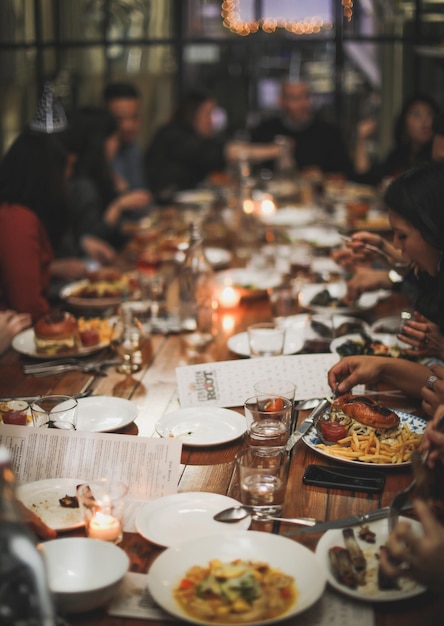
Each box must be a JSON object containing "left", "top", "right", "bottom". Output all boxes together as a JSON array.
[{"left": 2, "top": 286, "right": 444, "bottom": 626}]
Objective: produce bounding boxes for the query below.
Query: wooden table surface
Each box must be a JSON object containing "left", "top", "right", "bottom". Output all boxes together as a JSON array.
[{"left": 2, "top": 271, "right": 444, "bottom": 626}]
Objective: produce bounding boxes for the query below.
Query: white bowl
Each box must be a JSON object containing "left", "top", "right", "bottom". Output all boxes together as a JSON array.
[{"left": 40, "top": 537, "right": 129, "bottom": 613}]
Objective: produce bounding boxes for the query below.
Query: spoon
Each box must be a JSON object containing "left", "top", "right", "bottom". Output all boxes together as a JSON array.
[{"left": 213, "top": 505, "right": 318, "bottom": 526}]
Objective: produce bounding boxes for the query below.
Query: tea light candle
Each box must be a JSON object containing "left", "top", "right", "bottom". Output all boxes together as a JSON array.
[
  {"left": 88, "top": 511, "right": 121, "bottom": 542},
  {"left": 258, "top": 197, "right": 276, "bottom": 217},
  {"left": 218, "top": 283, "right": 241, "bottom": 308}
]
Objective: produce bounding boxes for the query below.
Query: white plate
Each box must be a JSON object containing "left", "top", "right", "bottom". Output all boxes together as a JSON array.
[
  {"left": 370, "top": 316, "right": 402, "bottom": 334},
  {"left": 60, "top": 279, "right": 125, "bottom": 309},
  {"left": 260, "top": 207, "right": 318, "bottom": 227},
  {"left": 299, "top": 282, "right": 391, "bottom": 315},
  {"left": 76, "top": 396, "right": 138, "bottom": 432},
  {"left": 227, "top": 329, "right": 304, "bottom": 357},
  {"left": 303, "top": 410, "right": 426, "bottom": 468},
  {"left": 316, "top": 516, "right": 425, "bottom": 602},
  {"left": 147, "top": 530, "right": 326, "bottom": 625},
  {"left": 17, "top": 478, "right": 85, "bottom": 531},
  {"left": 155, "top": 407, "right": 246, "bottom": 446},
  {"left": 330, "top": 333, "right": 409, "bottom": 357},
  {"left": 204, "top": 247, "right": 232, "bottom": 268},
  {"left": 136, "top": 492, "right": 251, "bottom": 548},
  {"left": 216, "top": 269, "right": 282, "bottom": 292},
  {"left": 12, "top": 328, "right": 109, "bottom": 360},
  {"left": 288, "top": 226, "right": 343, "bottom": 248},
  {"left": 174, "top": 189, "right": 215, "bottom": 204}
]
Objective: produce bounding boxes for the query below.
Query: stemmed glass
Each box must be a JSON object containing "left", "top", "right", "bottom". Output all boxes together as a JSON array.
[{"left": 111, "top": 306, "right": 146, "bottom": 396}]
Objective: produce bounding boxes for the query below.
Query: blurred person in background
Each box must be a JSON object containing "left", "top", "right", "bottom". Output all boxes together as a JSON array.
[
  {"left": 250, "top": 79, "right": 353, "bottom": 178},
  {"left": 103, "top": 81, "right": 149, "bottom": 192},
  {"left": 65, "top": 107, "right": 151, "bottom": 256},
  {"left": 354, "top": 93, "right": 440, "bottom": 186}
]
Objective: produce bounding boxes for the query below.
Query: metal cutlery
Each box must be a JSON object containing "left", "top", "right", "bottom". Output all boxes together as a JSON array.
[
  {"left": 286, "top": 397, "right": 331, "bottom": 452},
  {"left": 388, "top": 413, "right": 444, "bottom": 532},
  {"left": 23, "top": 358, "right": 122, "bottom": 377}
]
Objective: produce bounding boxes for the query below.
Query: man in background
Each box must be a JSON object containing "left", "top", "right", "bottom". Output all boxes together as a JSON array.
[
  {"left": 103, "top": 82, "right": 148, "bottom": 191},
  {"left": 250, "top": 79, "right": 353, "bottom": 177}
]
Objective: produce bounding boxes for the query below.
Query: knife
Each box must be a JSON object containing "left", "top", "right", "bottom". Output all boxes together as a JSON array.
[
  {"left": 282, "top": 506, "right": 391, "bottom": 536},
  {"left": 286, "top": 397, "right": 331, "bottom": 452}
]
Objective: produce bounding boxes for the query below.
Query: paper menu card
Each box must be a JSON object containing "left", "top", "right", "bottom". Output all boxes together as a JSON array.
[
  {"left": 176, "top": 353, "right": 339, "bottom": 408},
  {"left": 0, "top": 425, "right": 182, "bottom": 531}
]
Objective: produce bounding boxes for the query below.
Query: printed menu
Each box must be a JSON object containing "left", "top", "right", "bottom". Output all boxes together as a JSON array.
[
  {"left": 0, "top": 425, "right": 182, "bottom": 531},
  {"left": 176, "top": 353, "right": 340, "bottom": 408}
]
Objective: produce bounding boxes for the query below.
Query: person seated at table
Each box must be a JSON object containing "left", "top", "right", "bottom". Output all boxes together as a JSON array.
[
  {"left": 249, "top": 79, "right": 353, "bottom": 178},
  {"left": 0, "top": 129, "right": 71, "bottom": 321},
  {"left": 103, "top": 81, "right": 149, "bottom": 191},
  {"left": 335, "top": 161, "right": 444, "bottom": 361},
  {"left": 328, "top": 355, "right": 444, "bottom": 418},
  {"left": 145, "top": 89, "right": 281, "bottom": 203},
  {"left": 65, "top": 107, "right": 151, "bottom": 254},
  {"left": 354, "top": 93, "right": 440, "bottom": 187},
  {"left": 0, "top": 310, "right": 31, "bottom": 354}
]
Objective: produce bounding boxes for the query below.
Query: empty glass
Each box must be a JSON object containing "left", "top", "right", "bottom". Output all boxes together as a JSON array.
[
  {"left": 31, "top": 395, "right": 78, "bottom": 430},
  {"left": 247, "top": 322, "right": 286, "bottom": 357}
]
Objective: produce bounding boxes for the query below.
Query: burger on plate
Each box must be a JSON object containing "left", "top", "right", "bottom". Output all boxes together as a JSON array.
[{"left": 34, "top": 312, "right": 79, "bottom": 355}]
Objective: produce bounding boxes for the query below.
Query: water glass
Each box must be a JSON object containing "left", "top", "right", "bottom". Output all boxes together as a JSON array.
[
  {"left": 244, "top": 394, "right": 293, "bottom": 448},
  {"left": 247, "top": 322, "right": 286, "bottom": 357},
  {"left": 253, "top": 379, "right": 296, "bottom": 405},
  {"left": 236, "top": 447, "right": 289, "bottom": 517},
  {"left": 77, "top": 479, "right": 128, "bottom": 544},
  {"left": 31, "top": 395, "right": 78, "bottom": 430}
]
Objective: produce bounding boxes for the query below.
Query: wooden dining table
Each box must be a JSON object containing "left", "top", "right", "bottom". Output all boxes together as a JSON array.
[{"left": 2, "top": 246, "right": 444, "bottom": 626}]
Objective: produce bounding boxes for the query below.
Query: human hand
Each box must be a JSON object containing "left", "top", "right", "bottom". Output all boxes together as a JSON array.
[
  {"left": 398, "top": 313, "right": 444, "bottom": 359},
  {"left": 50, "top": 258, "right": 88, "bottom": 280},
  {"left": 421, "top": 397, "right": 444, "bottom": 465},
  {"left": 119, "top": 189, "right": 152, "bottom": 211},
  {"left": 356, "top": 117, "right": 377, "bottom": 141},
  {"left": 380, "top": 499, "right": 444, "bottom": 592},
  {"left": 327, "top": 355, "right": 386, "bottom": 394},
  {"left": 0, "top": 310, "right": 32, "bottom": 354},
  {"left": 81, "top": 235, "right": 117, "bottom": 265}
]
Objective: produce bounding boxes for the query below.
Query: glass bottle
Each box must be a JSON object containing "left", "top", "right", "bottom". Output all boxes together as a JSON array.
[
  {"left": 0, "top": 446, "right": 58, "bottom": 626},
  {"left": 178, "top": 221, "right": 215, "bottom": 348}
]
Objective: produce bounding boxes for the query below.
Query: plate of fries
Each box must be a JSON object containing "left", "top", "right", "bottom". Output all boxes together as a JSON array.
[{"left": 303, "top": 409, "right": 425, "bottom": 467}]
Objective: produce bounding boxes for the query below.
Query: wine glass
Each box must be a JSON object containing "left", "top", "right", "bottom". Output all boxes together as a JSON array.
[{"left": 111, "top": 310, "right": 146, "bottom": 397}]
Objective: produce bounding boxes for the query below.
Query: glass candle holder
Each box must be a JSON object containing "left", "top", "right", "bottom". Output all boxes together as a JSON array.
[{"left": 77, "top": 479, "right": 128, "bottom": 544}]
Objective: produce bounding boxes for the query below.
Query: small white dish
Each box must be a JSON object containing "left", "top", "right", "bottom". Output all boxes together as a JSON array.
[
  {"left": 155, "top": 407, "right": 246, "bottom": 446},
  {"left": 147, "top": 530, "right": 326, "bottom": 625},
  {"left": 216, "top": 268, "right": 282, "bottom": 293},
  {"left": 136, "top": 492, "right": 251, "bottom": 547},
  {"left": 260, "top": 207, "right": 318, "bottom": 227},
  {"left": 315, "top": 516, "right": 425, "bottom": 602},
  {"left": 204, "top": 247, "right": 232, "bottom": 268},
  {"left": 370, "top": 316, "right": 402, "bottom": 334},
  {"left": 330, "top": 333, "right": 409, "bottom": 357},
  {"left": 76, "top": 396, "right": 138, "bottom": 432},
  {"left": 17, "top": 478, "right": 86, "bottom": 531},
  {"left": 41, "top": 537, "right": 129, "bottom": 613},
  {"left": 227, "top": 329, "right": 304, "bottom": 357},
  {"left": 299, "top": 282, "right": 391, "bottom": 315},
  {"left": 12, "top": 328, "right": 109, "bottom": 360}
]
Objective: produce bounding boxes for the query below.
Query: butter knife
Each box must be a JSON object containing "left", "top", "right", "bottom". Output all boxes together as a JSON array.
[
  {"left": 286, "top": 397, "right": 331, "bottom": 452},
  {"left": 282, "top": 506, "right": 391, "bottom": 536}
]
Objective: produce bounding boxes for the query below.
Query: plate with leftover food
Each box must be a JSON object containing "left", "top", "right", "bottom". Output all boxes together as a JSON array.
[
  {"left": 330, "top": 333, "right": 409, "bottom": 358},
  {"left": 303, "top": 407, "right": 426, "bottom": 468},
  {"left": 155, "top": 407, "right": 246, "bottom": 446},
  {"left": 315, "top": 517, "right": 425, "bottom": 602},
  {"left": 76, "top": 396, "right": 137, "bottom": 432},
  {"left": 227, "top": 329, "right": 304, "bottom": 357},
  {"left": 60, "top": 269, "right": 138, "bottom": 309},
  {"left": 216, "top": 269, "right": 282, "bottom": 294},
  {"left": 147, "top": 530, "right": 326, "bottom": 625},
  {"left": 299, "top": 282, "right": 391, "bottom": 315},
  {"left": 17, "top": 478, "right": 86, "bottom": 531},
  {"left": 288, "top": 226, "right": 343, "bottom": 249},
  {"left": 136, "top": 492, "right": 251, "bottom": 548}
]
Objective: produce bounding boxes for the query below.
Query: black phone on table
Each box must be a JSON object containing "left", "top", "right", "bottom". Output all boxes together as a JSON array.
[{"left": 302, "top": 464, "right": 385, "bottom": 493}]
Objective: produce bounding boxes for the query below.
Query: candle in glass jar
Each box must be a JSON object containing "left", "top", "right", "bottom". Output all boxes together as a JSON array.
[
  {"left": 218, "top": 284, "right": 240, "bottom": 308},
  {"left": 88, "top": 512, "right": 121, "bottom": 542}
]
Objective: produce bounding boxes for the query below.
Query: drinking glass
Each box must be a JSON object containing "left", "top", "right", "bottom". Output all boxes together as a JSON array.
[
  {"left": 31, "top": 395, "right": 78, "bottom": 430},
  {"left": 247, "top": 322, "right": 286, "bottom": 357},
  {"left": 236, "top": 448, "right": 289, "bottom": 517},
  {"left": 244, "top": 394, "right": 293, "bottom": 449},
  {"left": 0, "top": 400, "right": 29, "bottom": 425},
  {"left": 253, "top": 379, "right": 296, "bottom": 404}
]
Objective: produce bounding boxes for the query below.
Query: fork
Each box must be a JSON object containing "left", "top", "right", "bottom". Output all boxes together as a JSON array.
[{"left": 388, "top": 414, "right": 444, "bottom": 532}]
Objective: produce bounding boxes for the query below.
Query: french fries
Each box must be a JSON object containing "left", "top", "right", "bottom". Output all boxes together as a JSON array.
[
  {"left": 316, "top": 422, "right": 422, "bottom": 464},
  {"left": 77, "top": 317, "right": 114, "bottom": 343}
]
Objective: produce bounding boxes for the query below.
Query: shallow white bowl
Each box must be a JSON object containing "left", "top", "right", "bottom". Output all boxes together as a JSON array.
[{"left": 40, "top": 537, "right": 129, "bottom": 613}]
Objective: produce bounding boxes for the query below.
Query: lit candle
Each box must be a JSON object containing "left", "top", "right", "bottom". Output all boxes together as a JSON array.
[
  {"left": 259, "top": 197, "right": 276, "bottom": 217},
  {"left": 218, "top": 281, "right": 241, "bottom": 308},
  {"left": 88, "top": 511, "right": 122, "bottom": 542}
]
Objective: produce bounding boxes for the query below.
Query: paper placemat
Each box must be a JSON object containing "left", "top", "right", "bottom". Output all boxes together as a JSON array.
[{"left": 176, "top": 353, "right": 340, "bottom": 408}]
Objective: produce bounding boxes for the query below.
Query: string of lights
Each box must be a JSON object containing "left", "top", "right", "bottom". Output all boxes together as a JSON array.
[{"left": 221, "top": 0, "right": 354, "bottom": 36}]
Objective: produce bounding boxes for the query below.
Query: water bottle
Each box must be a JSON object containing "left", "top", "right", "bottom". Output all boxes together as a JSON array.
[
  {"left": 0, "top": 446, "right": 58, "bottom": 626},
  {"left": 178, "top": 221, "right": 215, "bottom": 349}
]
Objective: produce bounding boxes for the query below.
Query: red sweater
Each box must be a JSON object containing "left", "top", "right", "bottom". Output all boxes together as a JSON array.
[{"left": 0, "top": 203, "right": 53, "bottom": 321}]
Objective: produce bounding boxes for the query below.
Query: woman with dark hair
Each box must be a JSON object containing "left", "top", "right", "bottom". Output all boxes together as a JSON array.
[
  {"left": 0, "top": 130, "right": 70, "bottom": 320},
  {"left": 354, "top": 93, "right": 441, "bottom": 185},
  {"left": 66, "top": 107, "right": 150, "bottom": 255}
]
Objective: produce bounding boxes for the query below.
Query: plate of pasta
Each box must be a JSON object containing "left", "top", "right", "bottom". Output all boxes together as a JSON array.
[
  {"left": 147, "top": 530, "right": 326, "bottom": 625},
  {"left": 302, "top": 409, "right": 425, "bottom": 467}
]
